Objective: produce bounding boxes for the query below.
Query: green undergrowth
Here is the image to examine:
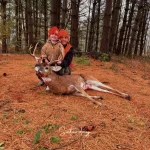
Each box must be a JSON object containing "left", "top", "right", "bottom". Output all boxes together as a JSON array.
[{"left": 74, "top": 57, "right": 90, "bottom": 66}]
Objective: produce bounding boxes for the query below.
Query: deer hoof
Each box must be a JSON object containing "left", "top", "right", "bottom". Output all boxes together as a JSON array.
[{"left": 125, "top": 95, "right": 131, "bottom": 100}]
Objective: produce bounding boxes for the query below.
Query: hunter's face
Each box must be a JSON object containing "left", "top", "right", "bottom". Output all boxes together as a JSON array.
[
  {"left": 49, "top": 31, "right": 58, "bottom": 43},
  {"left": 59, "top": 36, "right": 69, "bottom": 46}
]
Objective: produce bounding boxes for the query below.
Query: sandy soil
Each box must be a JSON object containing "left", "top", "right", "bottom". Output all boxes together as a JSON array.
[{"left": 0, "top": 54, "right": 150, "bottom": 150}]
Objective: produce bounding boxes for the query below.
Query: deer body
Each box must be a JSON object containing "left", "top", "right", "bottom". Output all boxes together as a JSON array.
[
  {"left": 38, "top": 67, "right": 130, "bottom": 107},
  {"left": 41, "top": 73, "right": 85, "bottom": 95}
]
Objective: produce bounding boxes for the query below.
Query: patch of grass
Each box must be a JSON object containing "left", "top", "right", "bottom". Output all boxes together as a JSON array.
[
  {"left": 70, "top": 115, "right": 77, "bottom": 120},
  {"left": 33, "top": 130, "right": 42, "bottom": 144},
  {"left": 39, "top": 147, "right": 48, "bottom": 150},
  {"left": 3, "top": 114, "right": 8, "bottom": 119},
  {"left": 20, "top": 115, "right": 25, "bottom": 120},
  {"left": 27, "top": 127, "right": 31, "bottom": 131},
  {"left": 45, "top": 101, "right": 49, "bottom": 106},
  {"left": 127, "top": 116, "right": 146, "bottom": 127},
  {"left": 54, "top": 124, "right": 59, "bottom": 129},
  {"left": 43, "top": 124, "right": 53, "bottom": 133},
  {"left": 25, "top": 120, "right": 30, "bottom": 124},
  {"left": 100, "top": 53, "right": 111, "bottom": 62},
  {"left": 17, "top": 129, "right": 26, "bottom": 134},
  {"left": 51, "top": 136, "right": 60, "bottom": 143},
  {"left": 13, "top": 118, "right": 18, "bottom": 123},
  {"left": 42, "top": 123, "right": 59, "bottom": 133},
  {"left": 74, "top": 57, "right": 90, "bottom": 66}
]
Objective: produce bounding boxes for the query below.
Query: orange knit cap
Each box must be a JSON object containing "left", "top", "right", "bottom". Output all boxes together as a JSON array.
[
  {"left": 58, "top": 29, "right": 69, "bottom": 38},
  {"left": 48, "top": 26, "right": 59, "bottom": 37}
]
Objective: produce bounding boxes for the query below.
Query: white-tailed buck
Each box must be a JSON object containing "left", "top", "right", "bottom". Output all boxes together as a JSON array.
[{"left": 29, "top": 43, "right": 130, "bottom": 106}]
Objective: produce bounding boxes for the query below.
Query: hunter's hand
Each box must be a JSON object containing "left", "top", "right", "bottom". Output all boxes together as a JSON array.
[{"left": 56, "top": 60, "right": 62, "bottom": 65}]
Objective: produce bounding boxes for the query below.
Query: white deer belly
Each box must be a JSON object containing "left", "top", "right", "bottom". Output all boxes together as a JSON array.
[{"left": 81, "top": 82, "right": 92, "bottom": 90}]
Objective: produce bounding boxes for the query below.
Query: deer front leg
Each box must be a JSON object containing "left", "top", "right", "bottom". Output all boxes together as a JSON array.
[{"left": 86, "top": 80, "right": 130, "bottom": 100}]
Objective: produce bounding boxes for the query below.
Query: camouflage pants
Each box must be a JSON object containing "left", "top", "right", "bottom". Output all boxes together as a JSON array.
[{"left": 55, "top": 67, "right": 71, "bottom": 75}]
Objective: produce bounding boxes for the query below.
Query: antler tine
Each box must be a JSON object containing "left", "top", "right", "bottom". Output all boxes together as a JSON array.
[
  {"left": 29, "top": 42, "right": 41, "bottom": 61},
  {"left": 29, "top": 45, "right": 34, "bottom": 57},
  {"left": 33, "top": 42, "right": 39, "bottom": 56},
  {"left": 47, "top": 55, "right": 54, "bottom": 65}
]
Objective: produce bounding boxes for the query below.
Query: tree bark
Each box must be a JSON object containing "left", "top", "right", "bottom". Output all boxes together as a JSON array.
[
  {"left": 44, "top": 0, "right": 48, "bottom": 41},
  {"left": 60, "top": 0, "right": 67, "bottom": 29},
  {"left": 51, "top": 0, "right": 61, "bottom": 27},
  {"left": 85, "top": 0, "right": 92, "bottom": 52},
  {"left": 87, "top": 0, "right": 97, "bottom": 52},
  {"left": 100, "top": 0, "right": 112, "bottom": 53},
  {"left": 27, "top": 0, "right": 34, "bottom": 46},
  {"left": 95, "top": 0, "right": 101, "bottom": 52},
  {"left": 1, "top": 0, "right": 7, "bottom": 53},
  {"left": 127, "top": 0, "right": 144, "bottom": 57},
  {"left": 70, "top": 0, "right": 80, "bottom": 50},
  {"left": 116, "top": 0, "right": 130, "bottom": 55},
  {"left": 123, "top": 0, "right": 136, "bottom": 55},
  {"left": 139, "top": 3, "right": 149, "bottom": 56},
  {"left": 109, "top": 0, "right": 122, "bottom": 52}
]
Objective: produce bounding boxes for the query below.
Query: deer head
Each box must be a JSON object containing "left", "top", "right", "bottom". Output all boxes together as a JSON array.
[{"left": 29, "top": 42, "right": 62, "bottom": 77}]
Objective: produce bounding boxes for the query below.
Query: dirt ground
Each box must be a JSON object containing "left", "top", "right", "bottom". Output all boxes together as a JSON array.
[{"left": 0, "top": 54, "right": 150, "bottom": 150}]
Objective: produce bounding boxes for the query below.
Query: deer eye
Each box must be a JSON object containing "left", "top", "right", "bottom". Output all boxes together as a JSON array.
[{"left": 44, "top": 67, "right": 49, "bottom": 72}]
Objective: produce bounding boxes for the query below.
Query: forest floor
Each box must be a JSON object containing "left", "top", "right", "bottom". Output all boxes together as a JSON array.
[{"left": 0, "top": 54, "right": 150, "bottom": 150}]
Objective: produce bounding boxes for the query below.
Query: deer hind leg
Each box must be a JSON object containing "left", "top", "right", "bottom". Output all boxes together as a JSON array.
[
  {"left": 70, "top": 85, "right": 103, "bottom": 106},
  {"left": 86, "top": 80, "right": 130, "bottom": 100},
  {"left": 73, "top": 93, "right": 102, "bottom": 99}
]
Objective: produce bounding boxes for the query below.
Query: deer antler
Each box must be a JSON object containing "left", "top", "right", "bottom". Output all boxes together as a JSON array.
[{"left": 29, "top": 42, "right": 41, "bottom": 61}]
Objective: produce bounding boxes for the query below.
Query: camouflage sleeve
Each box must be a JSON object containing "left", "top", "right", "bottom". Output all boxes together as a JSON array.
[
  {"left": 41, "top": 43, "right": 47, "bottom": 58},
  {"left": 58, "top": 43, "right": 65, "bottom": 60}
]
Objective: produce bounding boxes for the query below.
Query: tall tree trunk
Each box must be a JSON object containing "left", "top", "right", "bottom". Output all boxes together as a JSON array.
[
  {"left": 113, "top": 9, "right": 121, "bottom": 52},
  {"left": 100, "top": 0, "right": 112, "bottom": 53},
  {"left": 139, "top": 4, "right": 149, "bottom": 56},
  {"left": 134, "top": 12, "right": 143, "bottom": 56},
  {"left": 116, "top": 0, "right": 130, "bottom": 55},
  {"left": 60, "top": 0, "right": 67, "bottom": 29},
  {"left": 123, "top": 0, "right": 136, "bottom": 55},
  {"left": 25, "top": 0, "right": 29, "bottom": 49},
  {"left": 34, "top": 0, "right": 38, "bottom": 41},
  {"left": 1, "top": 0, "right": 7, "bottom": 53},
  {"left": 87, "top": 0, "right": 97, "bottom": 52},
  {"left": 127, "top": 0, "right": 144, "bottom": 57},
  {"left": 44, "top": 0, "right": 47, "bottom": 41},
  {"left": 85, "top": 0, "right": 92, "bottom": 52},
  {"left": 51, "top": 0, "right": 61, "bottom": 27},
  {"left": 18, "top": 0, "right": 22, "bottom": 51},
  {"left": 95, "top": 0, "right": 101, "bottom": 51},
  {"left": 15, "top": 0, "right": 19, "bottom": 51},
  {"left": 109, "top": 0, "right": 122, "bottom": 52},
  {"left": 27, "top": 0, "right": 34, "bottom": 46},
  {"left": 70, "top": 0, "right": 80, "bottom": 50}
]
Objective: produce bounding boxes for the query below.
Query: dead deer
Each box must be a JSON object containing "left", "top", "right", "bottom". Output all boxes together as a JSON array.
[{"left": 29, "top": 43, "right": 130, "bottom": 106}]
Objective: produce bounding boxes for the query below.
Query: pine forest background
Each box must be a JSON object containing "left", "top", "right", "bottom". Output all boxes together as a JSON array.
[{"left": 0, "top": 0, "right": 150, "bottom": 58}]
